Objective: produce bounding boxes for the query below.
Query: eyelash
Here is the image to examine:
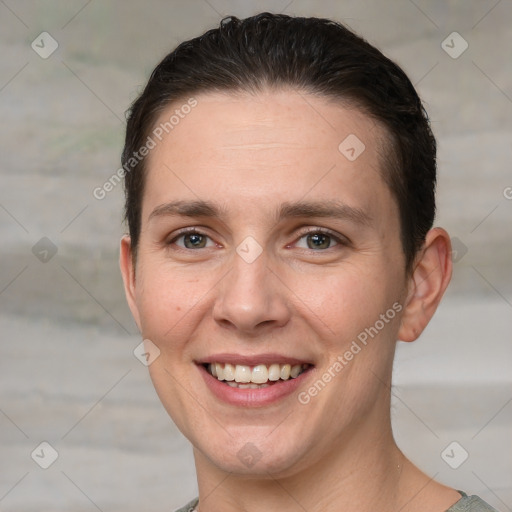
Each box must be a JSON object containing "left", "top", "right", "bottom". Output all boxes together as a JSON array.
[
  {"left": 291, "top": 227, "right": 349, "bottom": 250},
  {"left": 168, "top": 227, "right": 349, "bottom": 251},
  {"left": 168, "top": 227, "right": 217, "bottom": 250}
]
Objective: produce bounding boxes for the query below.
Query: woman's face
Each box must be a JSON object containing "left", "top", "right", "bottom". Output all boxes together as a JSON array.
[{"left": 121, "top": 89, "right": 409, "bottom": 477}]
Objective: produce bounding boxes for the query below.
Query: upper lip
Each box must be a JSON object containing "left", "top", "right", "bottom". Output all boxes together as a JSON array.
[{"left": 196, "top": 353, "right": 313, "bottom": 366}]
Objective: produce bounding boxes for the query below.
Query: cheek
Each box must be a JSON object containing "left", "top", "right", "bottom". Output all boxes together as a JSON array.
[
  {"left": 134, "top": 263, "right": 209, "bottom": 426},
  {"left": 134, "top": 261, "right": 210, "bottom": 347},
  {"left": 292, "top": 265, "right": 396, "bottom": 342},
  {"left": 292, "top": 267, "right": 402, "bottom": 417}
]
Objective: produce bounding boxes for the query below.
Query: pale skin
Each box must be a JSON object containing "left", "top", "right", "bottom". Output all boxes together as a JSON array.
[{"left": 120, "top": 89, "right": 461, "bottom": 512}]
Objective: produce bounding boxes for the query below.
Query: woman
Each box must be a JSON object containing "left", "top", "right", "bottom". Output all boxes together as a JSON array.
[{"left": 119, "top": 13, "right": 498, "bottom": 512}]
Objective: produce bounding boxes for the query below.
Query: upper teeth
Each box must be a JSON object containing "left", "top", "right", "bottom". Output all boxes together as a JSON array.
[{"left": 209, "top": 363, "right": 307, "bottom": 384}]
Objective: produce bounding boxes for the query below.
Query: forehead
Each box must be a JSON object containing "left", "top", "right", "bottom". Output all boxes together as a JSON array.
[{"left": 143, "top": 89, "right": 396, "bottom": 224}]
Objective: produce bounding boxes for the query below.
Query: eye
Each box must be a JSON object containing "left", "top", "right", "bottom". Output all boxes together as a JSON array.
[
  {"left": 172, "top": 230, "right": 216, "bottom": 249},
  {"left": 294, "top": 230, "right": 342, "bottom": 250}
]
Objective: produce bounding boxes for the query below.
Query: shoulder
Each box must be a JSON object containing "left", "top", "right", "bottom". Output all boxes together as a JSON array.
[
  {"left": 174, "top": 497, "right": 199, "bottom": 512},
  {"left": 174, "top": 494, "right": 499, "bottom": 512},
  {"left": 446, "top": 492, "right": 499, "bottom": 511}
]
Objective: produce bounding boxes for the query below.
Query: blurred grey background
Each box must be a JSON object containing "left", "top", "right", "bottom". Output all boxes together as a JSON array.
[{"left": 0, "top": 1, "right": 511, "bottom": 511}]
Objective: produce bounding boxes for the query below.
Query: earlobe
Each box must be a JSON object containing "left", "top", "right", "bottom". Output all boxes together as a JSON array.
[
  {"left": 119, "top": 235, "right": 142, "bottom": 331},
  {"left": 398, "top": 228, "right": 453, "bottom": 342}
]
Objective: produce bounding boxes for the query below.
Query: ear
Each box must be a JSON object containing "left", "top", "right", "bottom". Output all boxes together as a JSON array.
[
  {"left": 398, "top": 228, "right": 452, "bottom": 342},
  {"left": 119, "top": 235, "right": 142, "bottom": 331}
]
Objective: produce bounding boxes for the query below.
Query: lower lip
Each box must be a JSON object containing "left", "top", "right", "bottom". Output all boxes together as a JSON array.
[{"left": 197, "top": 364, "right": 313, "bottom": 407}]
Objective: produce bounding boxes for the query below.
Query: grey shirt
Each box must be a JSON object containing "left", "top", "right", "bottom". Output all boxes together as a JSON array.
[{"left": 174, "top": 491, "right": 499, "bottom": 511}]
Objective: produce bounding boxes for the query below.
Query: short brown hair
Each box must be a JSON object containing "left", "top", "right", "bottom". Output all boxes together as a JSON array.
[{"left": 122, "top": 13, "right": 437, "bottom": 272}]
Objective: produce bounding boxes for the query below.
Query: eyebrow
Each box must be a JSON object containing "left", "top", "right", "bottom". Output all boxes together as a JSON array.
[
  {"left": 148, "top": 200, "right": 223, "bottom": 220},
  {"left": 278, "top": 200, "right": 371, "bottom": 226},
  {"left": 148, "top": 199, "right": 371, "bottom": 226}
]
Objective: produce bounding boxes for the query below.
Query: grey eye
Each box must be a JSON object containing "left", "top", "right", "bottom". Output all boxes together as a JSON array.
[
  {"left": 307, "top": 233, "right": 332, "bottom": 250},
  {"left": 295, "top": 232, "right": 339, "bottom": 250},
  {"left": 174, "top": 232, "right": 214, "bottom": 249}
]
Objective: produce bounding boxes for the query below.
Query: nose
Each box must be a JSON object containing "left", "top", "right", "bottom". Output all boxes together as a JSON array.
[{"left": 212, "top": 251, "right": 291, "bottom": 336}]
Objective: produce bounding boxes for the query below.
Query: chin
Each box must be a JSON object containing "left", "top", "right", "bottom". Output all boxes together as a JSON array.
[{"left": 190, "top": 423, "right": 312, "bottom": 478}]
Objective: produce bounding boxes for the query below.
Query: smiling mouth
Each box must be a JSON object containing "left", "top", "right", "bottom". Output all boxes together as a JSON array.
[{"left": 203, "top": 362, "right": 312, "bottom": 389}]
